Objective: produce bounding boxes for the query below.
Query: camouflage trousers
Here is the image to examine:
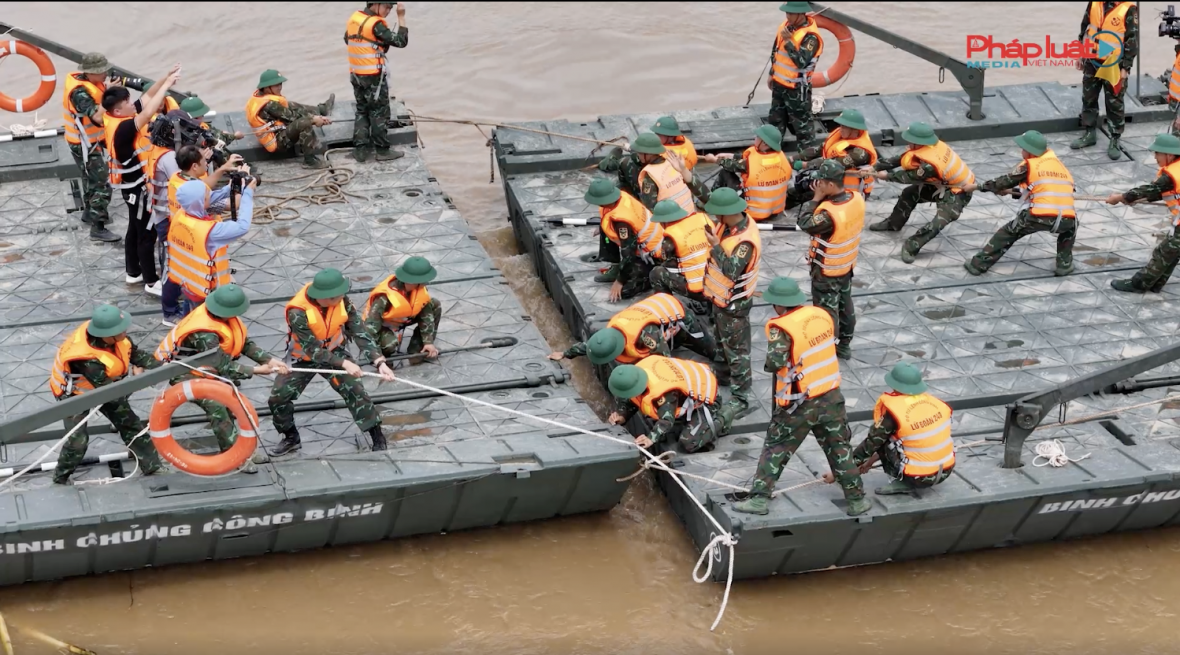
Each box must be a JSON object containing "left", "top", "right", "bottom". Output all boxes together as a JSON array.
[
  {"left": 597, "top": 232, "right": 654, "bottom": 299},
  {"left": 374, "top": 298, "right": 443, "bottom": 359},
  {"left": 1170, "top": 100, "right": 1180, "bottom": 137},
  {"left": 714, "top": 308, "right": 751, "bottom": 420},
  {"left": 750, "top": 390, "right": 864, "bottom": 501},
  {"left": 810, "top": 267, "right": 855, "bottom": 352},
  {"left": 769, "top": 82, "right": 815, "bottom": 149},
  {"left": 969, "top": 210, "right": 1076, "bottom": 272},
  {"left": 649, "top": 265, "right": 711, "bottom": 313},
  {"left": 645, "top": 402, "right": 721, "bottom": 453},
  {"left": 351, "top": 72, "right": 392, "bottom": 151},
  {"left": 672, "top": 307, "right": 720, "bottom": 363},
  {"left": 852, "top": 429, "right": 951, "bottom": 488},
  {"left": 169, "top": 374, "right": 240, "bottom": 452},
  {"left": 54, "top": 397, "right": 163, "bottom": 483},
  {"left": 68, "top": 142, "right": 111, "bottom": 226},
  {"left": 1079, "top": 68, "right": 1126, "bottom": 136},
  {"left": 274, "top": 101, "right": 326, "bottom": 156},
  {"left": 268, "top": 357, "right": 380, "bottom": 434},
  {"left": 1129, "top": 225, "right": 1180, "bottom": 291},
  {"left": 886, "top": 185, "right": 973, "bottom": 255}
]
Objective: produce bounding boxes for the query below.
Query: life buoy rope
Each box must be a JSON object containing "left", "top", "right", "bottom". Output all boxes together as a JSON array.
[
  {"left": 0, "top": 40, "right": 56, "bottom": 113},
  {"left": 148, "top": 378, "right": 259, "bottom": 476},
  {"left": 811, "top": 15, "right": 855, "bottom": 89}
]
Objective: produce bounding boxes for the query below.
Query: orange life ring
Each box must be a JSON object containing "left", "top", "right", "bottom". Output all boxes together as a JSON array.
[
  {"left": 811, "top": 15, "right": 855, "bottom": 89},
  {"left": 0, "top": 40, "right": 57, "bottom": 113},
  {"left": 149, "top": 379, "right": 259, "bottom": 476}
]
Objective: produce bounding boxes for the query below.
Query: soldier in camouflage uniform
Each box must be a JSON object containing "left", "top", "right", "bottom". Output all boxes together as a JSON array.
[
  {"left": 269, "top": 269, "right": 397, "bottom": 455},
  {"left": 1107, "top": 133, "right": 1180, "bottom": 293},
  {"left": 254, "top": 70, "right": 336, "bottom": 169},
  {"left": 1072, "top": 1, "right": 1139, "bottom": 159},
  {"left": 767, "top": 1, "right": 822, "bottom": 149},
  {"left": 606, "top": 362, "right": 722, "bottom": 454},
  {"left": 345, "top": 2, "right": 409, "bottom": 162},
  {"left": 732, "top": 278, "right": 869, "bottom": 517},
  {"left": 548, "top": 298, "right": 718, "bottom": 366},
  {"left": 964, "top": 131, "right": 1077, "bottom": 277},
  {"left": 869, "top": 122, "right": 974, "bottom": 264},
  {"left": 584, "top": 178, "right": 656, "bottom": 299},
  {"left": 178, "top": 96, "right": 243, "bottom": 158},
  {"left": 363, "top": 256, "right": 443, "bottom": 359},
  {"left": 156, "top": 285, "right": 288, "bottom": 473},
  {"left": 786, "top": 108, "right": 876, "bottom": 208},
  {"left": 647, "top": 201, "right": 715, "bottom": 316},
  {"left": 798, "top": 160, "right": 861, "bottom": 359},
  {"left": 702, "top": 124, "right": 794, "bottom": 218},
  {"left": 52, "top": 305, "right": 164, "bottom": 484}
]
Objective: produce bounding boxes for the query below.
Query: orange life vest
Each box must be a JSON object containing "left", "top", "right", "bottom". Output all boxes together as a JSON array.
[
  {"left": 606, "top": 293, "right": 689, "bottom": 364},
  {"left": 245, "top": 92, "right": 288, "bottom": 153},
  {"left": 600, "top": 191, "right": 663, "bottom": 259},
  {"left": 638, "top": 159, "right": 695, "bottom": 212},
  {"left": 345, "top": 9, "right": 389, "bottom": 76},
  {"left": 61, "top": 73, "right": 105, "bottom": 150},
  {"left": 767, "top": 306, "right": 840, "bottom": 409},
  {"left": 364, "top": 274, "right": 432, "bottom": 332},
  {"left": 167, "top": 210, "right": 230, "bottom": 300},
  {"left": 1084, "top": 2, "right": 1133, "bottom": 61},
  {"left": 154, "top": 304, "right": 247, "bottom": 378},
  {"left": 664, "top": 137, "right": 698, "bottom": 171},
  {"left": 899, "top": 141, "right": 975, "bottom": 193},
  {"left": 1171, "top": 51, "right": 1180, "bottom": 104},
  {"left": 1019, "top": 149, "right": 1076, "bottom": 221},
  {"left": 143, "top": 143, "right": 173, "bottom": 214},
  {"left": 286, "top": 284, "right": 349, "bottom": 361},
  {"left": 741, "top": 147, "right": 791, "bottom": 221},
  {"left": 660, "top": 212, "right": 714, "bottom": 293},
  {"left": 102, "top": 114, "right": 152, "bottom": 190},
  {"left": 1161, "top": 160, "right": 1180, "bottom": 227},
  {"left": 808, "top": 192, "right": 865, "bottom": 277},
  {"left": 822, "top": 129, "right": 879, "bottom": 195},
  {"left": 49, "top": 323, "right": 132, "bottom": 398},
  {"left": 771, "top": 17, "right": 824, "bottom": 88},
  {"left": 631, "top": 356, "right": 719, "bottom": 422},
  {"left": 703, "top": 218, "right": 762, "bottom": 309},
  {"left": 168, "top": 171, "right": 208, "bottom": 219},
  {"left": 875, "top": 392, "right": 955, "bottom": 478}
]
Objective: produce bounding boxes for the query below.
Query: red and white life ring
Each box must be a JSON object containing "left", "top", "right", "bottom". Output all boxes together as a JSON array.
[
  {"left": 149, "top": 379, "right": 259, "bottom": 476},
  {"left": 811, "top": 15, "right": 855, "bottom": 89},
  {"left": 0, "top": 40, "right": 57, "bottom": 113}
]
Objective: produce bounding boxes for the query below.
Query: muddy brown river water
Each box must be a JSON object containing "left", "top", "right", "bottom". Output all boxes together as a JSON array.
[{"left": 3, "top": 2, "right": 1180, "bottom": 653}]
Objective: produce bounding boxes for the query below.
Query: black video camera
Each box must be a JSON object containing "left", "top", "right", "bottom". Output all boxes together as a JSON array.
[{"left": 1161, "top": 5, "right": 1180, "bottom": 39}]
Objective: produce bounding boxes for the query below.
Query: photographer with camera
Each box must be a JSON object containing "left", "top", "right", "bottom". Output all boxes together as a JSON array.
[
  {"left": 1072, "top": 2, "right": 1139, "bottom": 160},
  {"left": 163, "top": 170, "right": 256, "bottom": 324},
  {"left": 180, "top": 96, "right": 244, "bottom": 150}
]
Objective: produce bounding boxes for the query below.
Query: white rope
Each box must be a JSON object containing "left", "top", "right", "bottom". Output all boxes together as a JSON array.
[
  {"left": 0, "top": 404, "right": 103, "bottom": 490},
  {"left": 287, "top": 366, "right": 738, "bottom": 631},
  {"left": 73, "top": 427, "right": 145, "bottom": 486},
  {"left": 1, "top": 112, "right": 47, "bottom": 137},
  {"left": 1032, "top": 439, "right": 1091, "bottom": 468}
]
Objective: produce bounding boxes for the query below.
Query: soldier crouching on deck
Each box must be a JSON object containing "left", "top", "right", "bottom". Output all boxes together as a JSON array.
[
  {"left": 364, "top": 256, "right": 443, "bottom": 361},
  {"left": 607, "top": 356, "right": 722, "bottom": 454}
]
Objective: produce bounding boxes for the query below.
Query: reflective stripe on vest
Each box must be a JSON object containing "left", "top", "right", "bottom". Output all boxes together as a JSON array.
[
  {"left": 1171, "top": 52, "right": 1180, "bottom": 103},
  {"left": 633, "top": 356, "right": 718, "bottom": 421},
  {"left": 771, "top": 17, "right": 824, "bottom": 88},
  {"left": 875, "top": 392, "right": 955, "bottom": 477},
  {"left": 822, "top": 129, "right": 879, "bottom": 195},
  {"left": 899, "top": 141, "right": 975, "bottom": 192},
  {"left": 741, "top": 147, "right": 791, "bottom": 220},
  {"left": 702, "top": 218, "right": 762, "bottom": 309},
  {"left": 638, "top": 159, "right": 694, "bottom": 212},
  {"left": 661, "top": 212, "right": 714, "bottom": 293},
  {"left": 767, "top": 306, "right": 840, "bottom": 410},
  {"left": 143, "top": 143, "right": 172, "bottom": 214},
  {"left": 1085, "top": 2, "right": 1133, "bottom": 59},
  {"left": 154, "top": 304, "right": 247, "bottom": 377},
  {"left": 245, "top": 92, "right": 288, "bottom": 153},
  {"left": 102, "top": 115, "right": 152, "bottom": 189},
  {"left": 345, "top": 10, "right": 388, "bottom": 75},
  {"left": 61, "top": 73, "right": 106, "bottom": 152},
  {"left": 166, "top": 211, "right": 230, "bottom": 300},
  {"left": 168, "top": 171, "right": 207, "bottom": 219},
  {"left": 1020, "top": 149, "right": 1076, "bottom": 221},
  {"left": 600, "top": 191, "right": 663, "bottom": 258},
  {"left": 606, "top": 293, "right": 688, "bottom": 364},
  {"left": 664, "top": 137, "right": 698, "bottom": 170},
  {"left": 364, "top": 274, "right": 432, "bottom": 331},
  {"left": 286, "top": 284, "right": 349, "bottom": 361},
  {"left": 808, "top": 192, "right": 865, "bottom": 277},
  {"left": 49, "top": 322, "right": 132, "bottom": 398},
  {"left": 1162, "top": 160, "right": 1180, "bottom": 226}
]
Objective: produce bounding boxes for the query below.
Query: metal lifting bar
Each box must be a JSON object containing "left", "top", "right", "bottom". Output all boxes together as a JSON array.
[{"left": 809, "top": 4, "right": 987, "bottom": 120}]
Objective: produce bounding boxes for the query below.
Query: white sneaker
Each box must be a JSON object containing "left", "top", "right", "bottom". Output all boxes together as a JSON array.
[
  {"left": 125, "top": 274, "right": 143, "bottom": 284},
  {"left": 161, "top": 317, "right": 178, "bottom": 327},
  {"left": 144, "top": 281, "right": 163, "bottom": 297}
]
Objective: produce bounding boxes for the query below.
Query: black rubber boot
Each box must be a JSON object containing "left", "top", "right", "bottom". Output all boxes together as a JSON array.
[
  {"left": 319, "top": 93, "right": 336, "bottom": 117},
  {"left": 272, "top": 430, "right": 302, "bottom": 456},
  {"left": 80, "top": 210, "right": 93, "bottom": 225},
  {"left": 368, "top": 425, "right": 388, "bottom": 451}
]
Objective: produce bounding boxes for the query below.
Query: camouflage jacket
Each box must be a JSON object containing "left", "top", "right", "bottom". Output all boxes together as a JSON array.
[
  {"left": 363, "top": 285, "right": 438, "bottom": 345},
  {"left": 614, "top": 389, "right": 683, "bottom": 445},
  {"left": 73, "top": 334, "right": 160, "bottom": 388},
  {"left": 770, "top": 29, "right": 821, "bottom": 73},
  {"left": 598, "top": 150, "right": 709, "bottom": 210},
  {"left": 1123, "top": 170, "right": 1174, "bottom": 203},
  {"left": 175, "top": 331, "right": 274, "bottom": 382},
  {"left": 287, "top": 298, "right": 383, "bottom": 367},
  {"left": 851, "top": 411, "right": 900, "bottom": 467},
  {"left": 708, "top": 215, "right": 758, "bottom": 314},
  {"left": 764, "top": 320, "right": 795, "bottom": 373},
  {"left": 797, "top": 190, "right": 854, "bottom": 242},
  {"left": 563, "top": 323, "right": 669, "bottom": 360},
  {"left": 370, "top": 12, "right": 409, "bottom": 49},
  {"left": 875, "top": 154, "right": 939, "bottom": 185},
  {"left": 796, "top": 144, "right": 872, "bottom": 169},
  {"left": 1079, "top": 2, "right": 1138, "bottom": 71}
]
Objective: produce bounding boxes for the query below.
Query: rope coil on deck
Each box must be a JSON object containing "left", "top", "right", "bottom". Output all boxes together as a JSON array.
[{"left": 252, "top": 148, "right": 366, "bottom": 224}]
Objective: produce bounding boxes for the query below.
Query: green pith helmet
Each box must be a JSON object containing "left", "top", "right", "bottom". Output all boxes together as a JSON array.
[
  {"left": 780, "top": 1, "right": 812, "bottom": 13},
  {"left": 630, "top": 132, "right": 666, "bottom": 155},
  {"left": 760, "top": 277, "right": 808, "bottom": 308},
  {"left": 79, "top": 52, "right": 110, "bottom": 75},
  {"left": 179, "top": 96, "right": 211, "bottom": 119},
  {"left": 608, "top": 364, "right": 649, "bottom": 399},
  {"left": 834, "top": 108, "right": 868, "bottom": 131},
  {"left": 1013, "top": 130, "right": 1048, "bottom": 157},
  {"left": 306, "top": 268, "right": 350, "bottom": 299},
  {"left": 652, "top": 116, "right": 683, "bottom": 137},
  {"left": 206, "top": 284, "right": 251, "bottom": 319},
  {"left": 257, "top": 69, "right": 288, "bottom": 90},
  {"left": 1148, "top": 133, "right": 1180, "bottom": 156},
  {"left": 395, "top": 256, "right": 438, "bottom": 284},
  {"left": 900, "top": 122, "right": 939, "bottom": 146},
  {"left": 884, "top": 362, "right": 928, "bottom": 395},
  {"left": 754, "top": 124, "right": 784, "bottom": 152},
  {"left": 703, "top": 187, "right": 748, "bottom": 216},
  {"left": 584, "top": 178, "right": 622, "bottom": 206},
  {"left": 650, "top": 200, "right": 690, "bottom": 223},
  {"left": 815, "top": 159, "right": 846, "bottom": 183},
  {"left": 586, "top": 328, "right": 627, "bottom": 365},
  {"left": 86, "top": 304, "right": 132, "bottom": 338}
]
